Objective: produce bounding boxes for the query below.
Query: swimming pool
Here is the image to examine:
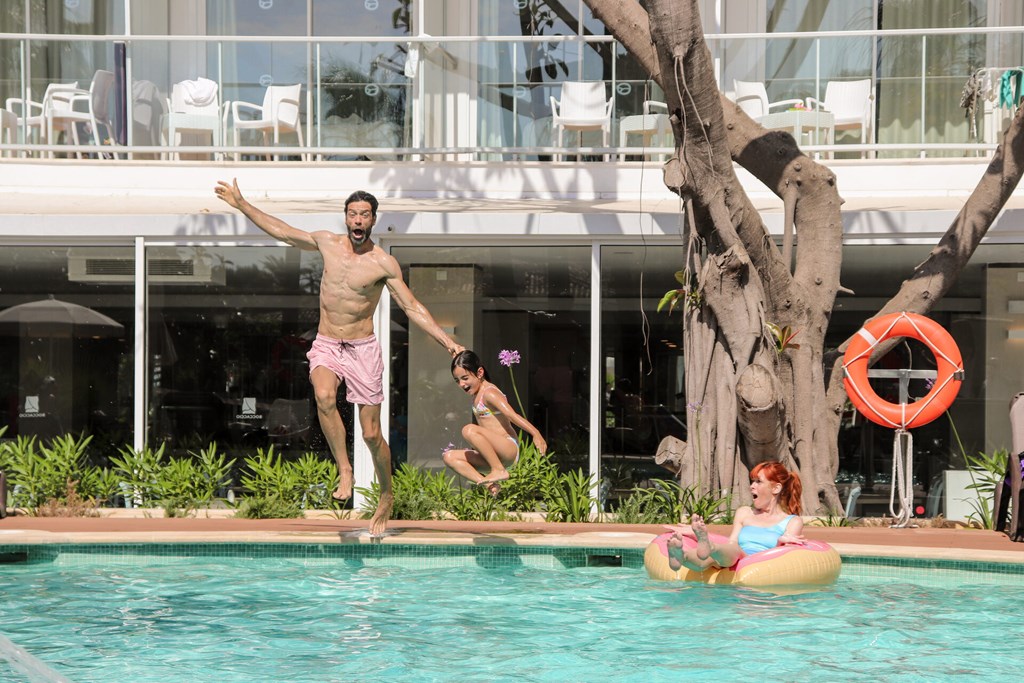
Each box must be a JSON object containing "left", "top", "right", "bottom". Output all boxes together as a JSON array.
[{"left": 1, "top": 543, "right": 1021, "bottom": 682}]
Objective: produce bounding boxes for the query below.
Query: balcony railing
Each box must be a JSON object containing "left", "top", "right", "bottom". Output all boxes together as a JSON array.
[{"left": 1, "top": 25, "right": 1021, "bottom": 163}]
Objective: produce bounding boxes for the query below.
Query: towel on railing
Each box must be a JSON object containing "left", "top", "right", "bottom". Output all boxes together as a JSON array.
[
  {"left": 998, "top": 68, "right": 1024, "bottom": 109},
  {"left": 180, "top": 77, "right": 218, "bottom": 107}
]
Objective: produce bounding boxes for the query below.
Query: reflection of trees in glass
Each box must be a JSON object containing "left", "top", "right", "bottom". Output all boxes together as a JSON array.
[
  {"left": 518, "top": 1, "right": 570, "bottom": 82},
  {"left": 320, "top": 59, "right": 406, "bottom": 127},
  {"left": 259, "top": 254, "right": 321, "bottom": 295},
  {"left": 511, "top": 2, "right": 618, "bottom": 122},
  {"left": 391, "top": 0, "right": 411, "bottom": 34},
  {"left": 316, "top": 1, "right": 411, "bottom": 128}
]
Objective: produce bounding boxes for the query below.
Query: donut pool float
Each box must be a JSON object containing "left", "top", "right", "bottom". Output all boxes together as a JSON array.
[{"left": 644, "top": 530, "right": 841, "bottom": 588}]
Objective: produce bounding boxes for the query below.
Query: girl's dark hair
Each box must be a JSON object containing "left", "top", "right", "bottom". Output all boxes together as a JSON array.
[
  {"left": 451, "top": 349, "right": 490, "bottom": 381},
  {"left": 344, "top": 190, "right": 379, "bottom": 216}
]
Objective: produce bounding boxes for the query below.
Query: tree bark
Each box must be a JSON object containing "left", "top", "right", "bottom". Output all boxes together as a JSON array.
[
  {"left": 587, "top": 0, "right": 842, "bottom": 513},
  {"left": 584, "top": 0, "right": 1022, "bottom": 517}
]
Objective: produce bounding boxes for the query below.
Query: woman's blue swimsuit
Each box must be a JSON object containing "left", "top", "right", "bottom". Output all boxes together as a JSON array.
[{"left": 737, "top": 515, "right": 795, "bottom": 554}]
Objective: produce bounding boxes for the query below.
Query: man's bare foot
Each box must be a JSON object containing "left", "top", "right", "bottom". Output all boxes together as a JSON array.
[
  {"left": 692, "top": 516, "right": 713, "bottom": 560},
  {"left": 479, "top": 469, "right": 510, "bottom": 485},
  {"left": 369, "top": 491, "right": 394, "bottom": 537},
  {"left": 332, "top": 470, "right": 353, "bottom": 501}
]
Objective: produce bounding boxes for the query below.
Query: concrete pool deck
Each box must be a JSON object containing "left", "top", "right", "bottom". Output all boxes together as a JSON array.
[{"left": 2, "top": 514, "right": 1024, "bottom": 564}]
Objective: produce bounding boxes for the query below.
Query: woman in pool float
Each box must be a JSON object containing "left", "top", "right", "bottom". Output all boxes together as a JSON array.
[
  {"left": 667, "top": 460, "right": 805, "bottom": 571},
  {"left": 442, "top": 350, "right": 547, "bottom": 496}
]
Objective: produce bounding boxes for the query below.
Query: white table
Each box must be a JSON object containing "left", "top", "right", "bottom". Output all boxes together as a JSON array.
[
  {"left": 618, "top": 113, "right": 671, "bottom": 160},
  {"left": 759, "top": 109, "right": 835, "bottom": 155},
  {"left": 163, "top": 109, "right": 227, "bottom": 160}
]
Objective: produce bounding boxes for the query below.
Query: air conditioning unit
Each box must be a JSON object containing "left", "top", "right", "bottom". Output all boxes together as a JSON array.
[{"left": 67, "top": 248, "right": 225, "bottom": 285}]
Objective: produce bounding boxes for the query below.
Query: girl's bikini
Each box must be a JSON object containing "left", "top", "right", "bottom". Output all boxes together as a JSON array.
[{"left": 473, "top": 388, "right": 520, "bottom": 460}]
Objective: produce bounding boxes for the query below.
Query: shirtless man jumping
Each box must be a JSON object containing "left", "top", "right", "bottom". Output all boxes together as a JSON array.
[{"left": 215, "top": 180, "right": 462, "bottom": 536}]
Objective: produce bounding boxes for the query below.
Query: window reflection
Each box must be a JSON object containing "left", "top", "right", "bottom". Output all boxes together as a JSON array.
[
  {"left": 0, "top": 246, "right": 133, "bottom": 454},
  {"left": 600, "top": 246, "right": 688, "bottom": 508},
  {"left": 390, "top": 246, "right": 591, "bottom": 474},
  {"left": 317, "top": 42, "right": 411, "bottom": 159},
  {"left": 146, "top": 246, "right": 342, "bottom": 459}
]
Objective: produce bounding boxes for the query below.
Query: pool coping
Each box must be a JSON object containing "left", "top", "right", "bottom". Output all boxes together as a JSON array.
[{"left": 3, "top": 516, "right": 1024, "bottom": 564}]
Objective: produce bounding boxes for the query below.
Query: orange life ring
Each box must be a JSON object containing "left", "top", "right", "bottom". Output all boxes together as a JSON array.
[{"left": 842, "top": 312, "right": 963, "bottom": 429}]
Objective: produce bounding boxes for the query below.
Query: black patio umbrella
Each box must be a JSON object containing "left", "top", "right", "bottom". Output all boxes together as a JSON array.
[{"left": 0, "top": 295, "right": 124, "bottom": 338}]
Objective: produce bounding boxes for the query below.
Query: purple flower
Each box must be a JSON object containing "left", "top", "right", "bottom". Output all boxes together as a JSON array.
[
  {"left": 441, "top": 442, "right": 455, "bottom": 454},
  {"left": 498, "top": 349, "right": 521, "bottom": 367},
  {"left": 687, "top": 401, "right": 702, "bottom": 414}
]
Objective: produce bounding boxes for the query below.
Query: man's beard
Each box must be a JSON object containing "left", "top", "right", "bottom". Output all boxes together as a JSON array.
[{"left": 348, "top": 226, "right": 372, "bottom": 246}]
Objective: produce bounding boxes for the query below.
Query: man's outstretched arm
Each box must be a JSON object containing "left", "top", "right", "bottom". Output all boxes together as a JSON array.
[
  {"left": 384, "top": 257, "right": 463, "bottom": 356},
  {"left": 215, "top": 178, "right": 318, "bottom": 250}
]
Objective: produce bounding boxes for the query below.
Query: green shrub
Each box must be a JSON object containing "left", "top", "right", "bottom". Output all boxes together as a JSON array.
[
  {"left": 964, "top": 448, "right": 1009, "bottom": 529},
  {"left": 809, "top": 509, "right": 856, "bottom": 527},
  {"left": 5, "top": 434, "right": 112, "bottom": 510},
  {"left": 189, "top": 442, "right": 236, "bottom": 506},
  {"left": 543, "top": 469, "right": 596, "bottom": 523},
  {"left": 680, "top": 485, "right": 733, "bottom": 524},
  {"left": 443, "top": 481, "right": 518, "bottom": 521},
  {"left": 240, "top": 446, "right": 300, "bottom": 500},
  {"left": 290, "top": 451, "right": 336, "bottom": 510},
  {"left": 500, "top": 440, "right": 559, "bottom": 512},
  {"left": 110, "top": 443, "right": 167, "bottom": 507},
  {"left": 614, "top": 479, "right": 684, "bottom": 524},
  {"left": 357, "top": 463, "right": 452, "bottom": 521},
  {"left": 233, "top": 494, "right": 304, "bottom": 519}
]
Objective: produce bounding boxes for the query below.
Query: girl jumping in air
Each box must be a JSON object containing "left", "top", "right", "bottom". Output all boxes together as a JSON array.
[{"left": 442, "top": 350, "right": 547, "bottom": 496}]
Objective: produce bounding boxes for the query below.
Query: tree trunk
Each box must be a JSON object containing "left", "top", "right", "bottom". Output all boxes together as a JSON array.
[
  {"left": 587, "top": 0, "right": 842, "bottom": 513},
  {"left": 583, "top": 0, "right": 1024, "bottom": 518}
]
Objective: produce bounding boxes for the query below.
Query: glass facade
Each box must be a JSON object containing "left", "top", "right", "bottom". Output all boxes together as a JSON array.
[
  {"left": 0, "top": 238, "right": 1020, "bottom": 511},
  {"left": 2, "top": 1, "right": 1024, "bottom": 516},
  {"left": 0, "top": 246, "right": 134, "bottom": 456},
  {"left": 6, "top": 1, "right": 1016, "bottom": 159},
  {"left": 600, "top": 245, "right": 687, "bottom": 507},
  {"left": 389, "top": 245, "right": 592, "bottom": 473},
  {"left": 146, "top": 245, "right": 327, "bottom": 460}
]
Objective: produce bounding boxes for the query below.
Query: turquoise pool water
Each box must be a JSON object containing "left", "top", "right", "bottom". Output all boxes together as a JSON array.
[{"left": 1, "top": 544, "right": 1022, "bottom": 682}]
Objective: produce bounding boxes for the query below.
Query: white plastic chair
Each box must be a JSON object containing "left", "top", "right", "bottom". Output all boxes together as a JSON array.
[
  {"left": 0, "top": 107, "right": 16, "bottom": 157},
  {"left": 49, "top": 70, "right": 118, "bottom": 159},
  {"left": 4, "top": 81, "right": 79, "bottom": 155},
  {"left": 844, "top": 484, "right": 862, "bottom": 518},
  {"left": 805, "top": 79, "right": 873, "bottom": 155},
  {"left": 733, "top": 80, "right": 802, "bottom": 120},
  {"left": 231, "top": 83, "right": 306, "bottom": 161},
  {"left": 549, "top": 81, "right": 613, "bottom": 161},
  {"left": 163, "top": 78, "right": 228, "bottom": 160}
]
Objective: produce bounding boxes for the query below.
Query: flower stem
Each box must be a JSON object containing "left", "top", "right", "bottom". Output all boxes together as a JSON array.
[{"left": 507, "top": 368, "right": 526, "bottom": 417}]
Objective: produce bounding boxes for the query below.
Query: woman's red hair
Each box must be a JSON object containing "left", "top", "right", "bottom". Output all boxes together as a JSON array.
[{"left": 751, "top": 461, "right": 802, "bottom": 515}]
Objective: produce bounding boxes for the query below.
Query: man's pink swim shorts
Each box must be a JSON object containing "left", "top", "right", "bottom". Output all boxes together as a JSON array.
[{"left": 306, "top": 333, "right": 384, "bottom": 405}]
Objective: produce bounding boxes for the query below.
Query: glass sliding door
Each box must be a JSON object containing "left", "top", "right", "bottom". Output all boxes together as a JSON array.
[
  {"left": 389, "top": 245, "right": 591, "bottom": 473},
  {"left": 475, "top": 1, "right": 654, "bottom": 159},
  {"left": 146, "top": 245, "right": 331, "bottom": 461},
  {"left": 600, "top": 245, "right": 687, "bottom": 509},
  {"left": 0, "top": 245, "right": 134, "bottom": 454}
]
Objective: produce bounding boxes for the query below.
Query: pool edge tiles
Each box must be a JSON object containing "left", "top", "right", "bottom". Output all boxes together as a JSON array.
[
  {"left": 0, "top": 543, "right": 645, "bottom": 571},
  {"left": 0, "top": 528, "right": 660, "bottom": 550},
  {"left": 841, "top": 554, "right": 1024, "bottom": 584},
  {"left": 4, "top": 543, "right": 1024, "bottom": 584}
]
